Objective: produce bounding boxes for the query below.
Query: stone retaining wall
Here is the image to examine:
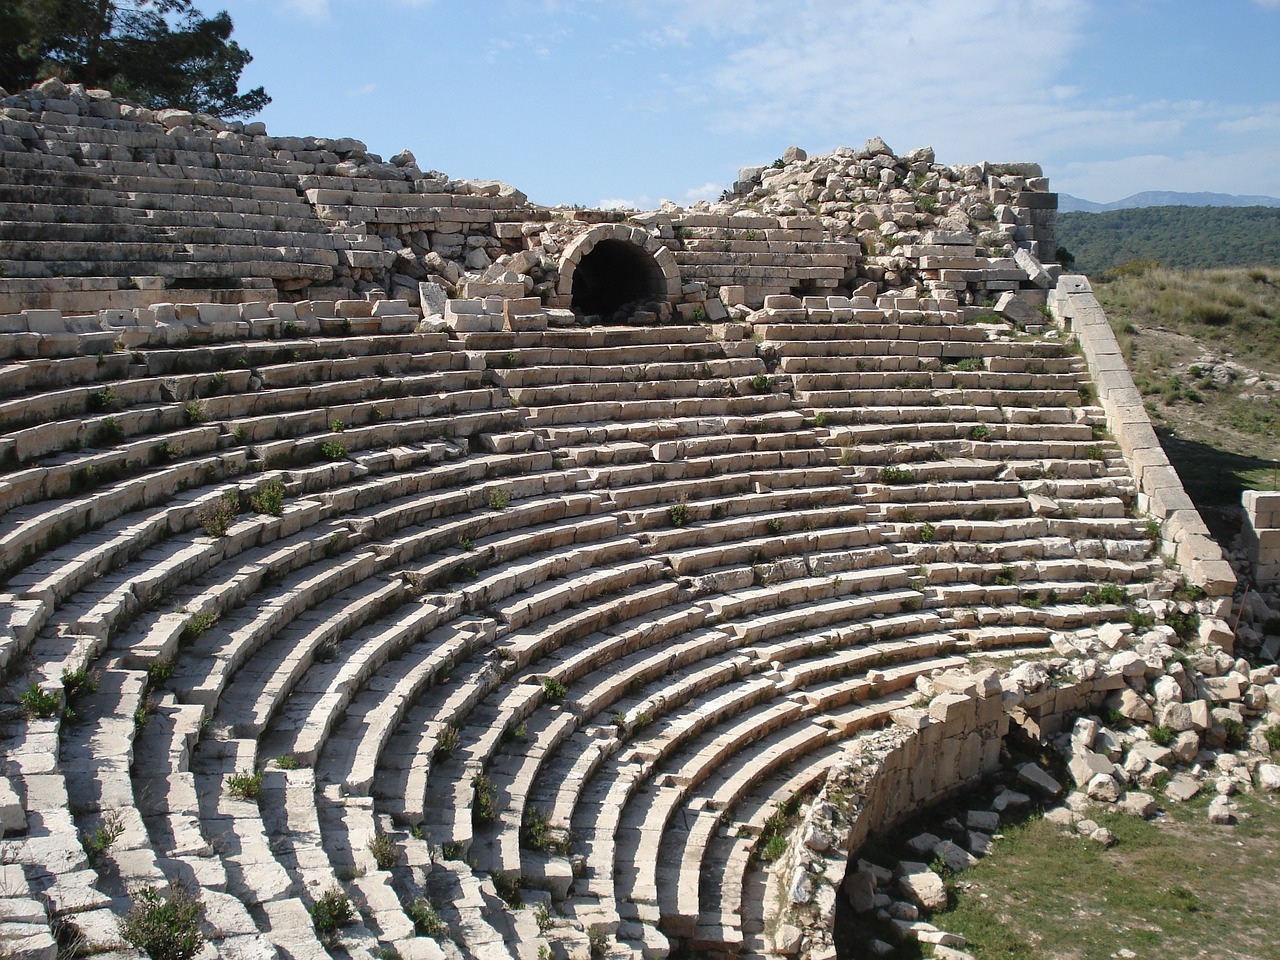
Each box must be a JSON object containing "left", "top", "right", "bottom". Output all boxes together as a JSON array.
[
  {"left": 1244, "top": 490, "right": 1280, "bottom": 587},
  {"left": 1050, "top": 276, "right": 1236, "bottom": 596}
]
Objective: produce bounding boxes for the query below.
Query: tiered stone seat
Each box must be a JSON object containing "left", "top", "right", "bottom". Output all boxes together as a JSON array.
[{"left": 0, "top": 265, "right": 1180, "bottom": 960}]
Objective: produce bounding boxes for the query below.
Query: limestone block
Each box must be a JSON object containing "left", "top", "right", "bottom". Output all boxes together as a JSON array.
[
  {"left": 896, "top": 863, "right": 947, "bottom": 911},
  {"left": 0, "top": 776, "right": 25, "bottom": 835}
]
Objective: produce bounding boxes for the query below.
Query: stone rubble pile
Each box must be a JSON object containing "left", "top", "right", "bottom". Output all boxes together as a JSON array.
[{"left": 763, "top": 608, "right": 1280, "bottom": 960}]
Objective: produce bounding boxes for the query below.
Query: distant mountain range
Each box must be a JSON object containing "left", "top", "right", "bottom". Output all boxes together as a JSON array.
[{"left": 1058, "top": 191, "right": 1280, "bottom": 213}]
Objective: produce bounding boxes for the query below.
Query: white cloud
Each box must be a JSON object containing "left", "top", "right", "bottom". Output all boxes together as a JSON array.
[
  {"left": 346, "top": 83, "right": 378, "bottom": 98},
  {"left": 280, "top": 0, "right": 330, "bottom": 20},
  {"left": 680, "top": 181, "right": 724, "bottom": 203}
]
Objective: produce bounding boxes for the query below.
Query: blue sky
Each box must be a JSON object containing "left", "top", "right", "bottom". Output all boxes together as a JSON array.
[{"left": 215, "top": 0, "right": 1280, "bottom": 208}]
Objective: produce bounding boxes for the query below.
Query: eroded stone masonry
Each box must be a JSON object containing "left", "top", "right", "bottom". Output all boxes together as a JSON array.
[{"left": 1, "top": 77, "right": 1277, "bottom": 960}]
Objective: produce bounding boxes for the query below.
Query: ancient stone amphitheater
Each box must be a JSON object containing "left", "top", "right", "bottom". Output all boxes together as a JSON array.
[{"left": 0, "top": 79, "right": 1242, "bottom": 960}]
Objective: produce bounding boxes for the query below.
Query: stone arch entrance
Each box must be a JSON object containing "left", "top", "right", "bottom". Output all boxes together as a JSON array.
[{"left": 556, "top": 224, "right": 681, "bottom": 317}]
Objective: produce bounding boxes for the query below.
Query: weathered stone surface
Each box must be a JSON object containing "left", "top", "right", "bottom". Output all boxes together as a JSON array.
[{"left": 897, "top": 863, "right": 948, "bottom": 912}]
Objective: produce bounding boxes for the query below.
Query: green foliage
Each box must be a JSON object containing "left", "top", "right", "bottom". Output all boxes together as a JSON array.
[
  {"left": 471, "top": 773, "right": 498, "bottom": 826},
  {"left": 368, "top": 832, "right": 398, "bottom": 869},
  {"left": 1149, "top": 725, "right": 1175, "bottom": 747},
  {"left": 918, "top": 521, "right": 937, "bottom": 543},
  {"left": 879, "top": 465, "right": 916, "bottom": 485},
  {"left": 667, "top": 501, "right": 690, "bottom": 526},
  {"left": 226, "top": 768, "right": 262, "bottom": 802},
  {"left": 1057, "top": 207, "right": 1280, "bottom": 276},
  {"left": 749, "top": 373, "right": 772, "bottom": 393},
  {"left": 321, "top": 439, "right": 348, "bottom": 461},
  {"left": 522, "top": 806, "right": 572, "bottom": 855},
  {"left": 491, "top": 871, "right": 523, "bottom": 908},
  {"left": 329, "top": 419, "right": 345, "bottom": 433},
  {"left": 765, "top": 517, "right": 785, "bottom": 535},
  {"left": 1166, "top": 608, "right": 1201, "bottom": 642},
  {"left": 407, "top": 899, "right": 448, "bottom": 940},
  {"left": 1081, "top": 583, "right": 1127, "bottom": 605},
  {"left": 181, "top": 611, "right": 217, "bottom": 643},
  {"left": 310, "top": 887, "right": 355, "bottom": 940},
  {"left": 81, "top": 810, "right": 125, "bottom": 864},
  {"left": 62, "top": 666, "right": 98, "bottom": 705},
  {"left": 542, "top": 676, "right": 567, "bottom": 703},
  {"left": 1264, "top": 726, "right": 1280, "bottom": 753},
  {"left": 118, "top": 885, "right": 205, "bottom": 960},
  {"left": 276, "top": 753, "right": 300, "bottom": 770},
  {"left": 198, "top": 489, "right": 240, "bottom": 537},
  {"left": 88, "top": 387, "right": 121, "bottom": 413},
  {"left": 248, "top": 477, "right": 286, "bottom": 516},
  {"left": 2, "top": 0, "right": 269, "bottom": 118},
  {"left": 434, "top": 724, "right": 459, "bottom": 758},
  {"left": 19, "top": 682, "right": 62, "bottom": 719},
  {"left": 1221, "top": 717, "right": 1247, "bottom": 750},
  {"left": 100, "top": 415, "right": 124, "bottom": 443},
  {"left": 487, "top": 487, "right": 511, "bottom": 510},
  {"left": 587, "top": 925, "right": 608, "bottom": 958},
  {"left": 183, "top": 399, "right": 206, "bottom": 424}
]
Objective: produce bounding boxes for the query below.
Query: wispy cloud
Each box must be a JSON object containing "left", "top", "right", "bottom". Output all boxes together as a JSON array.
[
  {"left": 280, "top": 0, "right": 330, "bottom": 20},
  {"left": 346, "top": 82, "right": 378, "bottom": 98}
]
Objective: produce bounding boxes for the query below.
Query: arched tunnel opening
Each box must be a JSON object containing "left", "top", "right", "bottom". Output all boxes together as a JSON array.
[{"left": 569, "top": 239, "right": 668, "bottom": 317}]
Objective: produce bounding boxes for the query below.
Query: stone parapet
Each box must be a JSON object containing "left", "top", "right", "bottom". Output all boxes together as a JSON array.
[{"left": 1050, "top": 275, "right": 1236, "bottom": 597}]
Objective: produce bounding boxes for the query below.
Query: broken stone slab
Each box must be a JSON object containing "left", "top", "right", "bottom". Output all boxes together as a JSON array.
[
  {"left": 1016, "top": 763, "right": 1062, "bottom": 797},
  {"left": 1014, "top": 248, "right": 1052, "bottom": 288},
  {"left": 934, "top": 840, "right": 976, "bottom": 873},
  {"left": 995, "top": 291, "right": 1041, "bottom": 326},
  {"left": 1258, "top": 763, "right": 1280, "bottom": 792},
  {"left": 896, "top": 862, "right": 947, "bottom": 912},
  {"left": 1118, "top": 791, "right": 1158, "bottom": 819},
  {"left": 1165, "top": 774, "right": 1202, "bottom": 803},
  {"left": 1207, "top": 796, "right": 1236, "bottom": 824},
  {"left": 991, "top": 788, "right": 1031, "bottom": 813},
  {"left": 965, "top": 810, "right": 999, "bottom": 832},
  {"left": 1086, "top": 773, "right": 1121, "bottom": 803}
]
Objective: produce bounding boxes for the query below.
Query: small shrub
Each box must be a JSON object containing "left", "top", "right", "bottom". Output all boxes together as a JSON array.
[
  {"left": 1166, "top": 609, "right": 1200, "bottom": 642},
  {"left": 534, "top": 900, "right": 554, "bottom": 933},
  {"left": 542, "top": 676, "right": 567, "bottom": 703},
  {"left": 1149, "top": 725, "right": 1174, "bottom": 747},
  {"left": 487, "top": 487, "right": 511, "bottom": 510},
  {"left": 434, "top": 724, "right": 460, "bottom": 758},
  {"left": 315, "top": 637, "right": 339, "bottom": 663},
  {"left": 1264, "top": 726, "right": 1280, "bottom": 753},
  {"left": 587, "top": 925, "right": 608, "bottom": 959},
  {"left": 749, "top": 373, "right": 772, "bottom": 393},
  {"left": 226, "top": 769, "right": 263, "bottom": 803},
  {"left": 880, "top": 465, "right": 915, "bottom": 485},
  {"left": 1082, "top": 583, "right": 1127, "bottom": 606},
  {"left": 118, "top": 885, "right": 205, "bottom": 960},
  {"left": 198, "top": 490, "right": 240, "bottom": 537},
  {"left": 181, "top": 611, "right": 217, "bottom": 644},
  {"left": 492, "top": 871, "right": 523, "bottom": 909},
  {"left": 667, "top": 501, "right": 690, "bottom": 527},
  {"left": 310, "top": 886, "right": 356, "bottom": 940},
  {"left": 970, "top": 424, "right": 991, "bottom": 441},
  {"left": 81, "top": 809, "right": 126, "bottom": 863},
  {"left": 1145, "top": 519, "right": 1161, "bottom": 540},
  {"left": 1126, "top": 609, "right": 1155, "bottom": 631},
  {"left": 249, "top": 477, "right": 286, "bottom": 516},
  {"left": 100, "top": 415, "right": 125, "bottom": 443},
  {"left": 369, "top": 832, "right": 398, "bottom": 869},
  {"left": 182, "top": 399, "right": 206, "bottom": 424},
  {"left": 523, "top": 806, "right": 572, "bottom": 855},
  {"left": 321, "top": 439, "right": 348, "bottom": 461},
  {"left": 134, "top": 695, "right": 156, "bottom": 732},
  {"left": 276, "top": 754, "right": 300, "bottom": 770},
  {"left": 19, "top": 682, "right": 62, "bottom": 719},
  {"left": 88, "top": 387, "right": 122, "bottom": 413},
  {"left": 918, "top": 521, "right": 937, "bottom": 543},
  {"left": 147, "top": 657, "right": 175, "bottom": 686},
  {"left": 814, "top": 411, "right": 827, "bottom": 427},
  {"left": 765, "top": 517, "right": 785, "bottom": 535},
  {"left": 993, "top": 565, "right": 1018, "bottom": 586},
  {"left": 1221, "top": 717, "right": 1247, "bottom": 750},
  {"left": 407, "top": 899, "right": 448, "bottom": 939},
  {"left": 472, "top": 773, "right": 498, "bottom": 826},
  {"left": 329, "top": 419, "right": 345, "bottom": 433},
  {"left": 62, "top": 667, "right": 98, "bottom": 705}
]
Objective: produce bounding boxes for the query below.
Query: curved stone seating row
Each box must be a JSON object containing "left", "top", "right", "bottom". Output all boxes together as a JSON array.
[{"left": 0, "top": 304, "right": 1169, "bottom": 960}]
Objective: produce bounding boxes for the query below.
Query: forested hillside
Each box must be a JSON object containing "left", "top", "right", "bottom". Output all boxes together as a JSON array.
[{"left": 1057, "top": 206, "right": 1280, "bottom": 276}]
